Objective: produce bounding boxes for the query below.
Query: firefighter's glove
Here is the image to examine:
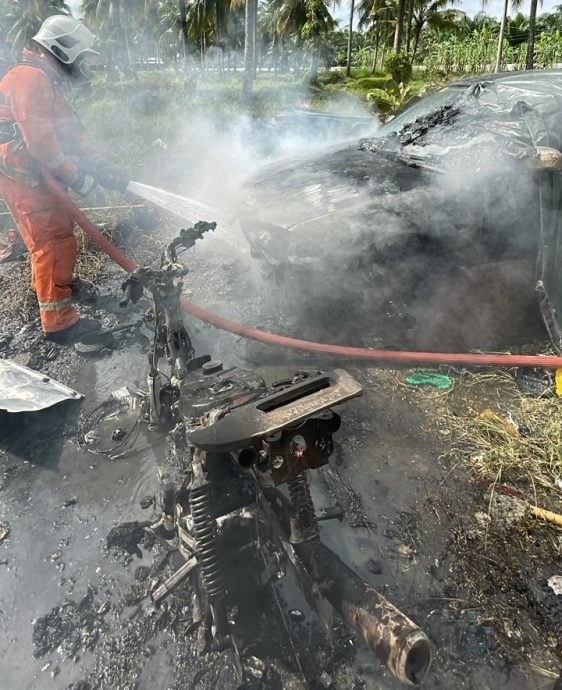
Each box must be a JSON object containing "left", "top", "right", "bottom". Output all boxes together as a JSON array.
[
  {"left": 96, "top": 160, "right": 129, "bottom": 193},
  {"left": 71, "top": 170, "right": 98, "bottom": 197}
]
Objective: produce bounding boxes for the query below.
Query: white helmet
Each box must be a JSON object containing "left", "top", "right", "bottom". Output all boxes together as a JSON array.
[{"left": 32, "top": 15, "right": 99, "bottom": 65}]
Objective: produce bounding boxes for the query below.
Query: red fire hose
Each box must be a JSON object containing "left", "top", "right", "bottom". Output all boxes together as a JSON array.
[{"left": 43, "top": 170, "right": 562, "bottom": 370}]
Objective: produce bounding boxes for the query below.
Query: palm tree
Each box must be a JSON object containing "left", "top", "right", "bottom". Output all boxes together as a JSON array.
[
  {"left": 81, "top": 0, "right": 136, "bottom": 67},
  {"left": 346, "top": 0, "right": 355, "bottom": 76},
  {"left": 357, "top": 0, "right": 395, "bottom": 71},
  {"left": 271, "top": 0, "right": 334, "bottom": 81},
  {"left": 393, "top": 0, "right": 405, "bottom": 52},
  {"left": 243, "top": 0, "right": 257, "bottom": 98},
  {"left": 152, "top": 0, "right": 193, "bottom": 64},
  {"left": 481, "top": 0, "right": 522, "bottom": 72},
  {"left": 179, "top": 0, "right": 190, "bottom": 62},
  {"left": 410, "top": 0, "right": 461, "bottom": 60},
  {"left": 526, "top": 0, "right": 543, "bottom": 68},
  {"left": 301, "top": 0, "right": 335, "bottom": 82},
  {"left": 1, "top": 0, "right": 70, "bottom": 53}
]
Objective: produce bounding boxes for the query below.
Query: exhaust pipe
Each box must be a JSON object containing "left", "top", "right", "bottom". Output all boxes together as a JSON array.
[{"left": 317, "top": 543, "right": 432, "bottom": 686}]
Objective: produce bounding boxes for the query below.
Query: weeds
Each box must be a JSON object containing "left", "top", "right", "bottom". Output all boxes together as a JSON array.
[{"left": 405, "top": 367, "right": 562, "bottom": 507}]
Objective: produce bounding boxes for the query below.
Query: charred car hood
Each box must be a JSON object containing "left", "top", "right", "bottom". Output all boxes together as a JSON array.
[
  {"left": 240, "top": 143, "right": 423, "bottom": 231},
  {"left": 240, "top": 75, "right": 562, "bottom": 352}
]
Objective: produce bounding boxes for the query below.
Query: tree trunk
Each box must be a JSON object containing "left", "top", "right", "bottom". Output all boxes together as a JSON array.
[
  {"left": 381, "top": 19, "right": 390, "bottom": 69},
  {"left": 526, "top": 0, "right": 538, "bottom": 69},
  {"left": 411, "top": 21, "right": 422, "bottom": 62},
  {"left": 372, "top": 21, "right": 379, "bottom": 73},
  {"left": 178, "top": 0, "right": 189, "bottom": 64},
  {"left": 393, "top": 0, "right": 406, "bottom": 53},
  {"left": 405, "top": 0, "right": 414, "bottom": 55},
  {"left": 495, "top": 0, "right": 509, "bottom": 73},
  {"left": 243, "top": 0, "right": 257, "bottom": 101},
  {"left": 309, "top": 47, "right": 320, "bottom": 84},
  {"left": 346, "top": 0, "right": 355, "bottom": 77}
]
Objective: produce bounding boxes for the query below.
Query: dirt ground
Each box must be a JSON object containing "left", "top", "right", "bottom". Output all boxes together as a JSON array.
[{"left": 0, "top": 216, "right": 561, "bottom": 690}]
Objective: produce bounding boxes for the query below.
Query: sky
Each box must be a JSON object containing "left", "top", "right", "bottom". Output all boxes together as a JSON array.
[
  {"left": 334, "top": 0, "right": 561, "bottom": 24},
  {"left": 448, "top": 0, "right": 559, "bottom": 19},
  {"left": 68, "top": 0, "right": 560, "bottom": 27}
]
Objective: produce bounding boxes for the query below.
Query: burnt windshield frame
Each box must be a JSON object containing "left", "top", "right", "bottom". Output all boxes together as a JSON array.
[
  {"left": 370, "top": 71, "right": 562, "bottom": 142},
  {"left": 372, "top": 85, "right": 469, "bottom": 138}
]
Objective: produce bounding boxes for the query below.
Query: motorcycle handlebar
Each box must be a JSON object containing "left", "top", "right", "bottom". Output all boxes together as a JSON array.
[
  {"left": 165, "top": 220, "right": 217, "bottom": 263},
  {"left": 120, "top": 220, "right": 216, "bottom": 305}
]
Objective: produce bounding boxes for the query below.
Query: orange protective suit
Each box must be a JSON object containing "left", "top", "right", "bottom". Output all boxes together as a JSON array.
[{"left": 0, "top": 49, "right": 97, "bottom": 334}]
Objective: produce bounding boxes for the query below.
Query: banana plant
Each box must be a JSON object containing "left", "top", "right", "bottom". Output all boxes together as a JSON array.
[{"left": 367, "top": 78, "right": 413, "bottom": 114}]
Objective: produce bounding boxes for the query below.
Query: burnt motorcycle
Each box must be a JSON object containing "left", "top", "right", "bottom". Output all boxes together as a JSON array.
[{"left": 110, "top": 222, "right": 432, "bottom": 686}]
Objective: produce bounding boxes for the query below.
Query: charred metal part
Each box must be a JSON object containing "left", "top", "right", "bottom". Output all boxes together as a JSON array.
[
  {"left": 206, "top": 455, "right": 257, "bottom": 518},
  {"left": 316, "top": 543, "right": 432, "bottom": 686},
  {"left": 202, "top": 360, "right": 223, "bottom": 375},
  {"left": 287, "top": 476, "right": 317, "bottom": 542},
  {"left": 188, "top": 369, "right": 360, "bottom": 452},
  {"left": 265, "top": 413, "right": 338, "bottom": 485},
  {"left": 0, "top": 360, "right": 83, "bottom": 413},
  {"left": 180, "top": 366, "right": 266, "bottom": 420},
  {"left": 287, "top": 472, "right": 320, "bottom": 573},
  {"left": 515, "top": 366, "right": 553, "bottom": 396},
  {"left": 73, "top": 320, "right": 141, "bottom": 355},
  {"left": 189, "top": 479, "right": 225, "bottom": 601},
  {"left": 175, "top": 504, "right": 198, "bottom": 557},
  {"left": 120, "top": 227, "right": 218, "bottom": 423},
  {"left": 188, "top": 450, "right": 228, "bottom": 637},
  {"left": 110, "top": 223, "right": 433, "bottom": 686},
  {"left": 151, "top": 556, "right": 197, "bottom": 606},
  {"left": 316, "top": 506, "right": 344, "bottom": 522}
]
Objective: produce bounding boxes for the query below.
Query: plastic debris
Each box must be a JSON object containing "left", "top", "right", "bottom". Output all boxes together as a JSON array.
[
  {"left": 547, "top": 575, "right": 562, "bottom": 596},
  {"left": 475, "top": 409, "right": 521, "bottom": 437},
  {"left": 111, "top": 428, "right": 127, "bottom": 441},
  {"left": 530, "top": 505, "right": 562, "bottom": 528},
  {"left": 405, "top": 371, "right": 453, "bottom": 389},
  {"left": 0, "top": 521, "right": 9, "bottom": 542},
  {"left": 289, "top": 608, "right": 305, "bottom": 622},
  {"left": 461, "top": 610, "right": 496, "bottom": 655},
  {"left": 0, "top": 229, "right": 25, "bottom": 263},
  {"left": 396, "top": 543, "right": 414, "bottom": 557},
  {"left": 244, "top": 656, "right": 265, "bottom": 680},
  {"left": 140, "top": 495, "right": 154, "bottom": 510},
  {"left": 556, "top": 368, "right": 562, "bottom": 397}
]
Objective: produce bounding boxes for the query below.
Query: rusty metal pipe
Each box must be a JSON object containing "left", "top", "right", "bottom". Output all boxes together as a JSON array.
[{"left": 317, "top": 543, "right": 432, "bottom": 686}]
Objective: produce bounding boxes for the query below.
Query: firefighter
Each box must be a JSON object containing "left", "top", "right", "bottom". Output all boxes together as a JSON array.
[{"left": 0, "top": 15, "right": 129, "bottom": 344}]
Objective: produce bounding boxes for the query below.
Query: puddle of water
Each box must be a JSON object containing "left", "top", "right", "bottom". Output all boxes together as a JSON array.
[{"left": 0, "top": 342, "right": 164, "bottom": 688}]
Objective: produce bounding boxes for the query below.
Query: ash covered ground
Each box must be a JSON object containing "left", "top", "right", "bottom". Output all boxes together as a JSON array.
[{"left": 0, "top": 212, "right": 561, "bottom": 690}]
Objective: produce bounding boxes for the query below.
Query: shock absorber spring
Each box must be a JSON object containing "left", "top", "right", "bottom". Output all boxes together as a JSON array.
[
  {"left": 287, "top": 471, "right": 320, "bottom": 551},
  {"left": 189, "top": 480, "right": 225, "bottom": 602}
]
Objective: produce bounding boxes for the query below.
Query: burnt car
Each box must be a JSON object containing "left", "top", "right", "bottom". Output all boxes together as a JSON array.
[{"left": 240, "top": 71, "right": 562, "bottom": 352}]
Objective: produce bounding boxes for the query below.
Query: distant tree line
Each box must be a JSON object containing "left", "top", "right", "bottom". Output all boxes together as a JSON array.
[{"left": 3, "top": 0, "right": 562, "bottom": 91}]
